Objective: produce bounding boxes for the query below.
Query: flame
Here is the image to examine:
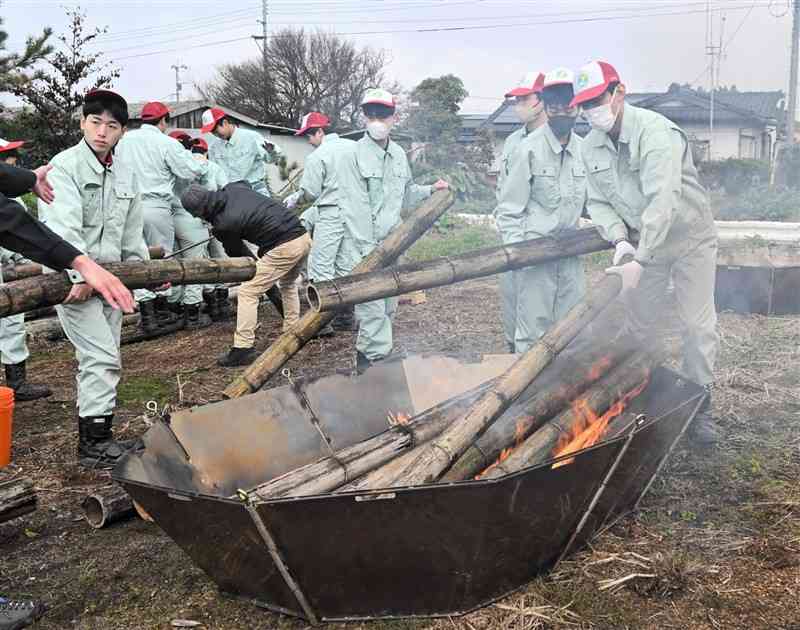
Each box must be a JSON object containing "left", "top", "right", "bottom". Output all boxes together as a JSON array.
[
  {"left": 589, "top": 356, "right": 614, "bottom": 381},
  {"left": 551, "top": 378, "right": 649, "bottom": 469},
  {"left": 387, "top": 411, "right": 411, "bottom": 426},
  {"left": 475, "top": 417, "right": 528, "bottom": 479}
]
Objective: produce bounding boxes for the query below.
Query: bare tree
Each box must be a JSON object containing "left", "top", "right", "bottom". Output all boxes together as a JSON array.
[{"left": 203, "top": 29, "right": 393, "bottom": 129}]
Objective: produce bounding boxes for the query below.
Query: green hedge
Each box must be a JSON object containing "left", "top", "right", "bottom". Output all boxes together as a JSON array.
[{"left": 716, "top": 185, "right": 800, "bottom": 222}]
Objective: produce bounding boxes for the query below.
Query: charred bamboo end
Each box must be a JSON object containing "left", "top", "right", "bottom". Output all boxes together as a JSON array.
[{"left": 82, "top": 495, "right": 109, "bottom": 529}]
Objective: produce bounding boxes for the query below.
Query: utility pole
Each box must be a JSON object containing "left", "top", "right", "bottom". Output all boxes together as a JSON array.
[
  {"left": 252, "top": 0, "right": 269, "bottom": 121},
  {"left": 787, "top": 0, "right": 800, "bottom": 144},
  {"left": 706, "top": 3, "right": 724, "bottom": 161},
  {"left": 171, "top": 61, "right": 188, "bottom": 103}
]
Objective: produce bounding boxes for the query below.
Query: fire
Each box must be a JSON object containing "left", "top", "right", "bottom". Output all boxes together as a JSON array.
[
  {"left": 387, "top": 411, "right": 411, "bottom": 426},
  {"left": 551, "top": 379, "right": 649, "bottom": 469},
  {"left": 475, "top": 417, "right": 528, "bottom": 479}
]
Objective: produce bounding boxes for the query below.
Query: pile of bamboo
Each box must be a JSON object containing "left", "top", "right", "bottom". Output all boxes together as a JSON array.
[{"left": 246, "top": 270, "right": 658, "bottom": 502}]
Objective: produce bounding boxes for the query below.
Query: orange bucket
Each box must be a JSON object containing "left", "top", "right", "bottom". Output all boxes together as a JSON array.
[{"left": 0, "top": 386, "right": 15, "bottom": 468}]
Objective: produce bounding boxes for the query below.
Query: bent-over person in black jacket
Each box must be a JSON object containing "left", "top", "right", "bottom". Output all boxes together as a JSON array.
[{"left": 181, "top": 182, "right": 311, "bottom": 367}]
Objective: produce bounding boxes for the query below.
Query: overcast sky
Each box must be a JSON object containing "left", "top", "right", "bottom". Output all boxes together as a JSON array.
[{"left": 1, "top": 0, "right": 794, "bottom": 118}]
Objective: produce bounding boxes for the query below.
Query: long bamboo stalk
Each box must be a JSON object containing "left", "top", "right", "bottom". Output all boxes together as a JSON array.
[
  {"left": 223, "top": 190, "right": 455, "bottom": 399},
  {"left": 0, "top": 257, "right": 256, "bottom": 317},
  {"left": 356, "top": 272, "right": 625, "bottom": 488},
  {"left": 308, "top": 227, "right": 611, "bottom": 311},
  {"left": 480, "top": 351, "right": 655, "bottom": 478},
  {"left": 251, "top": 378, "right": 493, "bottom": 500}
]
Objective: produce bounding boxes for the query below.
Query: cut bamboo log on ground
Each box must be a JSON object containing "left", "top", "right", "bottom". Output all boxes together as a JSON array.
[
  {"left": 81, "top": 485, "right": 136, "bottom": 529},
  {"left": 308, "top": 227, "right": 612, "bottom": 311},
  {"left": 356, "top": 271, "right": 626, "bottom": 489},
  {"left": 0, "top": 257, "right": 256, "bottom": 318},
  {"left": 480, "top": 351, "right": 655, "bottom": 479},
  {"left": 0, "top": 477, "right": 37, "bottom": 524},
  {"left": 223, "top": 190, "right": 455, "bottom": 399},
  {"left": 0, "top": 246, "right": 167, "bottom": 284},
  {"left": 251, "top": 378, "right": 494, "bottom": 500}
]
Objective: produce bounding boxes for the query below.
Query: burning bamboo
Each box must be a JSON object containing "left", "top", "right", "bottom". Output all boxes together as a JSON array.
[
  {"left": 0, "top": 257, "right": 256, "bottom": 317},
  {"left": 349, "top": 272, "right": 626, "bottom": 489},
  {"left": 251, "top": 378, "right": 493, "bottom": 500},
  {"left": 0, "top": 477, "right": 37, "bottom": 524},
  {"left": 478, "top": 351, "right": 655, "bottom": 479},
  {"left": 81, "top": 485, "right": 136, "bottom": 529},
  {"left": 308, "top": 227, "right": 612, "bottom": 311},
  {"left": 222, "top": 190, "right": 455, "bottom": 399}
]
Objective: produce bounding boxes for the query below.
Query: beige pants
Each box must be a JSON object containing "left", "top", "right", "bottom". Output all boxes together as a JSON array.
[{"left": 234, "top": 233, "right": 311, "bottom": 348}]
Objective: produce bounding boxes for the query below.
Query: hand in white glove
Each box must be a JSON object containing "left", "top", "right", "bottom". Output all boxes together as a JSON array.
[
  {"left": 605, "top": 260, "right": 643, "bottom": 293},
  {"left": 612, "top": 240, "right": 636, "bottom": 265},
  {"left": 284, "top": 191, "right": 302, "bottom": 210}
]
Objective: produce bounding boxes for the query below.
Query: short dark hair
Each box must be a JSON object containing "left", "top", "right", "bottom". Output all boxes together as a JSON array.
[
  {"left": 142, "top": 114, "right": 170, "bottom": 126},
  {"left": 216, "top": 116, "right": 235, "bottom": 131},
  {"left": 0, "top": 149, "right": 19, "bottom": 161},
  {"left": 541, "top": 84, "right": 575, "bottom": 108},
  {"left": 190, "top": 146, "right": 207, "bottom": 155},
  {"left": 606, "top": 81, "right": 620, "bottom": 95},
  {"left": 302, "top": 127, "right": 324, "bottom": 137},
  {"left": 362, "top": 103, "right": 395, "bottom": 119},
  {"left": 83, "top": 96, "right": 129, "bottom": 126}
]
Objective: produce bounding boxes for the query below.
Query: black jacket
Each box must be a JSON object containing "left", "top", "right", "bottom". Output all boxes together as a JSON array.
[
  {"left": 201, "top": 183, "right": 306, "bottom": 258},
  {"left": 0, "top": 163, "right": 81, "bottom": 270}
]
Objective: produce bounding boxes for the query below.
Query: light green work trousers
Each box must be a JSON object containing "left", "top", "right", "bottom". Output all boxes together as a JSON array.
[{"left": 56, "top": 297, "right": 122, "bottom": 418}]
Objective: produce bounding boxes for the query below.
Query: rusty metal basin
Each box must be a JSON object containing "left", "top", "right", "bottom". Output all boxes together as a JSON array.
[{"left": 114, "top": 355, "right": 703, "bottom": 624}]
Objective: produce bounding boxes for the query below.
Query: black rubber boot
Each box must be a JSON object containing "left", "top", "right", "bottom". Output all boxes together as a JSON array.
[
  {"left": 154, "top": 296, "right": 184, "bottom": 332},
  {"left": 202, "top": 289, "right": 219, "bottom": 320},
  {"left": 217, "top": 346, "right": 257, "bottom": 367},
  {"left": 0, "top": 597, "right": 45, "bottom": 629},
  {"left": 356, "top": 351, "right": 372, "bottom": 375},
  {"left": 183, "top": 303, "right": 212, "bottom": 330},
  {"left": 4, "top": 362, "right": 51, "bottom": 402},
  {"left": 314, "top": 323, "right": 336, "bottom": 339},
  {"left": 138, "top": 299, "right": 160, "bottom": 338},
  {"left": 687, "top": 385, "right": 719, "bottom": 448},
  {"left": 331, "top": 307, "right": 355, "bottom": 332},
  {"left": 77, "top": 416, "right": 134, "bottom": 470},
  {"left": 214, "top": 287, "right": 233, "bottom": 321}
]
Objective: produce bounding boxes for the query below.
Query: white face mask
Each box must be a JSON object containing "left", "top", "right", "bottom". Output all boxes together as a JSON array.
[
  {"left": 514, "top": 99, "right": 543, "bottom": 124},
  {"left": 585, "top": 89, "right": 619, "bottom": 132},
  {"left": 366, "top": 120, "right": 391, "bottom": 141}
]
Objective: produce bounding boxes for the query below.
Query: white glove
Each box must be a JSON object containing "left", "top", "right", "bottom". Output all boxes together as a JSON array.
[
  {"left": 612, "top": 240, "right": 637, "bottom": 265},
  {"left": 605, "top": 260, "right": 644, "bottom": 293},
  {"left": 284, "top": 191, "right": 302, "bottom": 210}
]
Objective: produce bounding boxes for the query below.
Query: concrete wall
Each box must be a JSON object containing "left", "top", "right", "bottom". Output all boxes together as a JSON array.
[{"left": 681, "top": 122, "right": 775, "bottom": 161}]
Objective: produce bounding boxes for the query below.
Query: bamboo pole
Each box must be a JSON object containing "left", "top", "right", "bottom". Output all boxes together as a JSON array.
[
  {"left": 251, "top": 378, "right": 493, "bottom": 500},
  {"left": 0, "top": 257, "right": 256, "bottom": 318},
  {"left": 355, "top": 271, "right": 625, "bottom": 488},
  {"left": 0, "top": 246, "right": 166, "bottom": 284},
  {"left": 223, "top": 190, "right": 455, "bottom": 399},
  {"left": 0, "top": 477, "right": 37, "bottom": 524},
  {"left": 308, "top": 227, "right": 612, "bottom": 311},
  {"left": 479, "top": 351, "right": 655, "bottom": 478}
]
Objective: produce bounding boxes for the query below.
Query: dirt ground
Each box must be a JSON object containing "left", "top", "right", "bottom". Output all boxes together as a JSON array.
[{"left": 0, "top": 270, "right": 798, "bottom": 630}]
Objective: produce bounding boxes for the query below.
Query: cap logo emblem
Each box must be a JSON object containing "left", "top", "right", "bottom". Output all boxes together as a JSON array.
[{"left": 576, "top": 72, "right": 590, "bottom": 89}]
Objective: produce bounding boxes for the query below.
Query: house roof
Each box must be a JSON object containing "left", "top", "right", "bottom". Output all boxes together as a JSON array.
[
  {"left": 127, "top": 99, "right": 273, "bottom": 129},
  {"left": 633, "top": 87, "right": 785, "bottom": 124}
]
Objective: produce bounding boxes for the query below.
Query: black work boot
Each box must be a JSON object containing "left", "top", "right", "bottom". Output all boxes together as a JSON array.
[
  {"left": 332, "top": 307, "right": 355, "bottom": 332},
  {"left": 687, "top": 385, "right": 719, "bottom": 449},
  {"left": 214, "top": 287, "right": 233, "bottom": 321},
  {"left": 356, "top": 351, "right": 372, "bottom": 375},
  {"left": 314, "top": 323, "right": 336, "bottom": 339},
  {"left": 183, "top": 303, "right": 212, "bottom": 330},
  {"left": 202, "top": 289, "right": 219, "bottom": 320},
  {"left": 217, "top": 346, "right": 257, "bottom": 367},
  {"left": 77, "top": 416, "right": 135, "bottom": 470},
  {"left": 4, "top": 362, "right": 51, "bottom": 402},
  {"left": 155, "top": 296, "right": 183, "bottom": 330},
  {"left": 0, "top": 596, "right": 44, "bottom": 629},
  {"left": 138, "top": 299, "right": 160, "bottom": 338}
]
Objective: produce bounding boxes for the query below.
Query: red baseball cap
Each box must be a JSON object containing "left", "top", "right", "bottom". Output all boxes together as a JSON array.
[
  {"left": 295, "top": 112, "right": 330, "bottom": 136},
  {"left": 0, "top": 138, "right": 25, "bottom": 153},
  {"left": 168, "top": 129, "right": 190, "bottom": 141},
  {"left": 191, "top": 137, "right": 209, "bottom": 151},
  {"left": 141, "top": 101, "right": 170, "bottom": 121},
  {"left": 571, "top": 61, "right": 621, "bottom": 108},
  {"left": 505, "top": 72, "right": 544, "bottom": 98},
  {"left": 201, "top": 107, "right": 226, "bottom": 133}
]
